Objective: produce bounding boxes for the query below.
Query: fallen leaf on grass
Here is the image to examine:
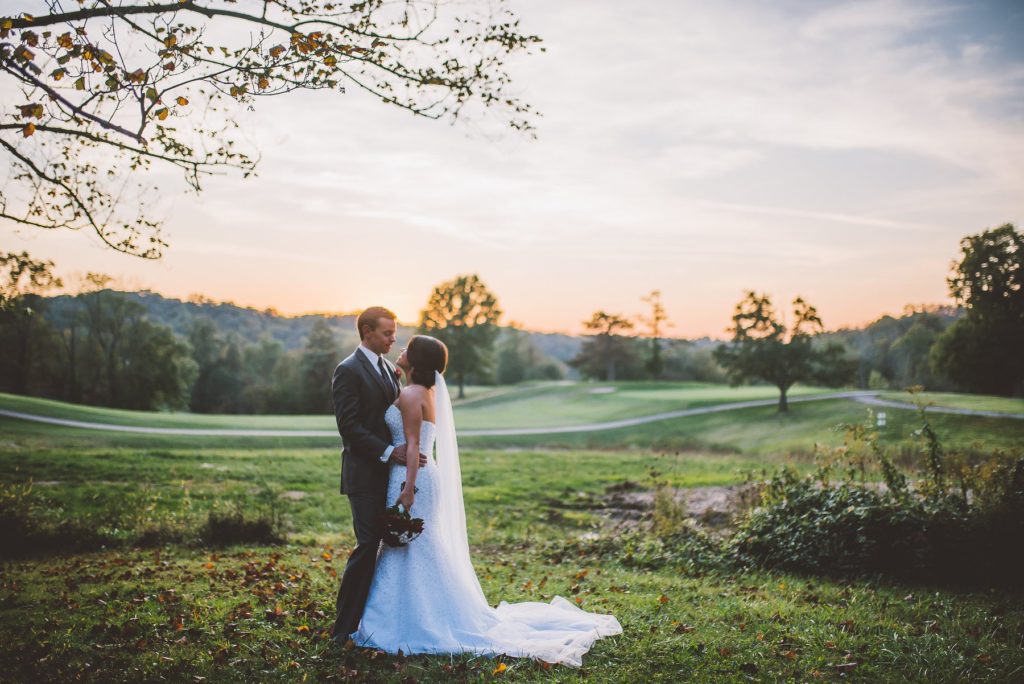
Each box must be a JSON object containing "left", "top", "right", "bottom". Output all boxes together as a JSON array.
[
  {"left": 674, "top": 623, "right": 695, "bottom": 634},
  {"left": 977, "top": 654, "right": 992, "bottom": 664},
  {"left": 782, "top": 650, "right": 797, "bottom": 660},
  {"left": 718, "top": 647, "right": 732, "bottom": 657}
]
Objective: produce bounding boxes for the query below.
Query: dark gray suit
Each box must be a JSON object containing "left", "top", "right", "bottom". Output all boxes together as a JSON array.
[{"left": 331, "top": 348, "right": 399, "bottom": 638}]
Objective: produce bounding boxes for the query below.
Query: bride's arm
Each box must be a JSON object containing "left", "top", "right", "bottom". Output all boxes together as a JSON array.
[{"left": 396, "top": 387, "right": 424, "bottom": 510}]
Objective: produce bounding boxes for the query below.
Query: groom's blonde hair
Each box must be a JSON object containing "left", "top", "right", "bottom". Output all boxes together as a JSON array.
[{"left": 357, "top": 306, "right": 397, "bottom": 340}]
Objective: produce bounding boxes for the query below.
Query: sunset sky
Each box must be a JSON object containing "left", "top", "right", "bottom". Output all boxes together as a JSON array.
[{"left": 3, "top": 0, "right": 1023, "bottom": 338}]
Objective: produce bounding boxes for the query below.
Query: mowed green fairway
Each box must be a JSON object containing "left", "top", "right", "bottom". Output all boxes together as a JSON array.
[
  {"left": 452, "top": 382, "right": 834, "bottom": 428},
  {"left": 3, "top": 383, "right": 1021, "bottom": 455},
  {"left": 878, "top": 391, "right": 1024, "bottom": 414},
  {"left": 0, "top": 382, "right": 831, "bottom": 431}
]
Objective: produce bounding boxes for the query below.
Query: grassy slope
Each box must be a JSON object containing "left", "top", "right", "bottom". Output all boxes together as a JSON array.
[
  {"left": 3, "top": 398, "right": 1021, "bottom": 456},
  {"left": 452, "top": 382, "right": 832, "bottom": 429},
  {"left": 878, "top": 391, "right": 1024, "bottom": 414},
  {"left": 0, "top": 383, "right": 834, "bottom": 430}
]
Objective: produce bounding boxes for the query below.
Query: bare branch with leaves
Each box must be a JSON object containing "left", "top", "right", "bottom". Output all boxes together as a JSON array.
[{"left": 0, "top": 1, "right": 541, "bottom": 257}]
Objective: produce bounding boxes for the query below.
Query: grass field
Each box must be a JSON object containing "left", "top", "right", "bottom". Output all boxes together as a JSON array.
[
  {"left": 0, "top": 383, "right": 835, "bottom": 430},
  {"left": 2, "top": 440, "right": 1023, "bottom": 682},
  {"left": 878, "top": 390, "right": 1024, "bottom": 414},
  {"left": 2, "top": 385, "right": 1023, "bottom": 681},
  {"left": 3, "top": 385, "right": 1022, "bottom": 455}
]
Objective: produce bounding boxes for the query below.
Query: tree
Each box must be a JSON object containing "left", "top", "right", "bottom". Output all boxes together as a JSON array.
[
  {"left": 0, "top": 1, "right": 540, "bottom": 257},
  {"left": 888, "top": 316, "right": 945, "bottom": 389},
  {"left": 78, "top": 275, "right": 145, "bottom": 406},
  {"left": 299, "top": 318, "right": 338, "bottom": 413},
  {"left": 116, "top": 317, "right": 196, "bottom": 409},
  {"left": 640, "top": 290, "right": 670, "bottom": 379},
  {"left": 240, "top": 337, "right": 287, "bottom": 413},
  {"left": 571, "top": 311, "right": 636, "bottom": 381},
  {"left": 0, "top": 251, "right": 63, "bottom": 394},
  {"left": 713, "top": 292, "right": 854, "bottom": 412},
  {"left": 418, "top": 273, "right": 501, "bottom": 398},
  {"left": 495, "top": 326, "right": 529, "bottom": 385},
  {"left": 188, "top": 316, "right": 246, "bottom": 412},
  {"left": 931, "top": 224, "right": 1024, "bottom": 396},
  {"left": 495, "top": 324, "right": 564, "bottom": 384}
]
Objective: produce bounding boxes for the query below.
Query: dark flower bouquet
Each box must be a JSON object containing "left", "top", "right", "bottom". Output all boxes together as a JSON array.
[{"left": 375, "top": 484, "right": 424, "bottom": 547}]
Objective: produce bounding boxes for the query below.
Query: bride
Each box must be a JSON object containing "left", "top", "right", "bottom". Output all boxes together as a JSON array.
[{"left": 350, "top": 335, "right": 621, "bottom": 667}]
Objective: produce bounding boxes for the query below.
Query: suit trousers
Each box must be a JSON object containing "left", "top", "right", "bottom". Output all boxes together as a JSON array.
[{"left": 333, "top": 491, "right": 386, "bottom": 639}]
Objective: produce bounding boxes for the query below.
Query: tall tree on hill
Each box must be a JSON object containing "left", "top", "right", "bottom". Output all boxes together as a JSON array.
[
  {"left": 188, "top": 317, "right": 228, "bottom": 412},
  {"left": 714, "top": 292, "right": 854, "bottom": 412},
  {"left": 571, "top": 311, "right": 636, "bottom": 381},
  {"left": 419, "top": 274, "right": 502, "bottom": 398},
  {"left": 0, "top": 2, "right": 540, "bottom": 258},
  {"left": 931, "top": 224, "right": 1024, "bottom": 396},
  {"left": 494, "top": 324, "right": 564, "bottom": 384},
  {"left": 299, "top": 319, "right": 339, "bottom": 413},
  {"left": 117, "top": 317, "right": 196, "bottom": 410},
  {"left": 640, "top": 290, "right": 671, "bottom": 379},
  {"left": 0, "top": 250, "right": 62, "bottom": 394},
  {"left": 78, "top": 274, "right": 141, "bottom": 406}
]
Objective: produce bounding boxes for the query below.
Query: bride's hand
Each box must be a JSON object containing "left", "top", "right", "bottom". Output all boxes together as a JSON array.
[{"left": 397, "top": 486, "right": 415, "bottom": 511}]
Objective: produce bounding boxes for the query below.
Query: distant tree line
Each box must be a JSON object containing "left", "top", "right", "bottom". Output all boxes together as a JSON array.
[{"left": 1, "top": 224, "right": 1019, "bottom": 412}]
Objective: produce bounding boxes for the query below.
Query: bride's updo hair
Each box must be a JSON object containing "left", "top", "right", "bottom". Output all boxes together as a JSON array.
[{"left": 407, "top": 335, "right": 448, "bottom": 388}]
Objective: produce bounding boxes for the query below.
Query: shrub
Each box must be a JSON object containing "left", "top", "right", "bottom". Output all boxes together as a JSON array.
[
  {"left": 0, "top": 482, "right": 111, "bottom": 557},
  {"left": 199, "top": 491, "right": 287, "bottom": 547},
  {"left": 730, "top": 390, "right": 1024, "bottom": 587},
  {"left": 200, "top": 509, "right": 285, "bottom": 546}
]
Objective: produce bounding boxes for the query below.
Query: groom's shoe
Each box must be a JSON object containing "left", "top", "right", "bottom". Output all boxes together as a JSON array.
[{"left": 329, "top": 623, "right": 354, "bottom": 647}]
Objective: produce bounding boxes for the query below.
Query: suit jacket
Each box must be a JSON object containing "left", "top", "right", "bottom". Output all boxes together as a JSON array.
[{"left": 332, "top": 348, "right": 399, "bottom": 495}]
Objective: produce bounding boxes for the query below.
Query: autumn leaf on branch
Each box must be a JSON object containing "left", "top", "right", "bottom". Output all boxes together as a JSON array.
[{"left": 0, "top": 1, "right": 542, "bottom": 258}]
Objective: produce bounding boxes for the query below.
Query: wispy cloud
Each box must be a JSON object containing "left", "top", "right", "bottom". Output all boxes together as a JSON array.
[{"left": 4, "top": 0, "right": 1022, "bottom": 335}]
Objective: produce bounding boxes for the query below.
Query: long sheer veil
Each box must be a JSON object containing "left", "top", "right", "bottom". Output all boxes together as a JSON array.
[{"left": 433, "top": 371, "right": 491, "bottom": 614}]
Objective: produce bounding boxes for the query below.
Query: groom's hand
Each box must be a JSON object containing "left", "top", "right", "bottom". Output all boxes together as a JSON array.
[{"left": 389, "top": 444, "right": 428, "bottom": 467}]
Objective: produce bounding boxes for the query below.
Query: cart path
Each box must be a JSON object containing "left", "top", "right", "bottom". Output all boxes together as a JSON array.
[{"left": 1, "top": 390, "right": 1021, "bottom": 438}]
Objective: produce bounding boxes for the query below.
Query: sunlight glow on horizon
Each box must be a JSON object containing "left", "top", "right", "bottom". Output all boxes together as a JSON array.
[{"left": 3, "top": 0, "right": 1021, "bottom": 338}]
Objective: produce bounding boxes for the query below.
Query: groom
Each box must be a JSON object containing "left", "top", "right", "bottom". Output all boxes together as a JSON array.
[{"left": 330, "top": 306, "right": 425, "bottom": 641}]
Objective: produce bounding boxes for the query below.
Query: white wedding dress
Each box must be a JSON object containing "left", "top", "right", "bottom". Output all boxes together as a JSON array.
[{"left": 351, "top": 374, "right": 621, "bottom": 667}]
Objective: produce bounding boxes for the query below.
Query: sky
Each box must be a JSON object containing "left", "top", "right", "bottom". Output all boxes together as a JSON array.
[{"left": 3, "top": 0, "right": 1024, "bottom": 338}]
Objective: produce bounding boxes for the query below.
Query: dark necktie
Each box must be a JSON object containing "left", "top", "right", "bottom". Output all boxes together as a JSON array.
[{"left": 378, "top": 357, "right": 394, "bottom": 399}]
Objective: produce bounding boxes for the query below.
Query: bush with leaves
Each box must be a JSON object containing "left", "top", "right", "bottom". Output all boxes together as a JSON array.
[{"left": 730, "top": 389, "right": 1024, "bottom": 586}]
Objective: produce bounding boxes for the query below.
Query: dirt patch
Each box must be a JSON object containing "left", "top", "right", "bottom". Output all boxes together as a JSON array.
[
  {"left": 599, "top": 482, "right": 762, "bottom": 529},
  {"left": 279, "top": 490, "right": 308, "bottom": 501}
]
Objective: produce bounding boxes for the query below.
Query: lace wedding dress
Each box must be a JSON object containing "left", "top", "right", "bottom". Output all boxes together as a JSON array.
[{"left": 350, "top": 374, "right": 621, "bottom": 667}]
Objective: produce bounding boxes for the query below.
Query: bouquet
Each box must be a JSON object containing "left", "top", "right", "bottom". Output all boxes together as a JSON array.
[{"left": 375, "top": 485, "right": 424, "bottom": 547}]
